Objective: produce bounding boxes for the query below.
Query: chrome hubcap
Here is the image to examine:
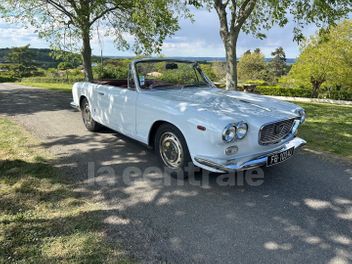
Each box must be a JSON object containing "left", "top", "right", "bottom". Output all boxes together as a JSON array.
[
  {"left": 159, "top": 132, "right": 184, "bottom": 168},
  {"left": 82, "top": 103, "right": 93, "bottom": 126}
]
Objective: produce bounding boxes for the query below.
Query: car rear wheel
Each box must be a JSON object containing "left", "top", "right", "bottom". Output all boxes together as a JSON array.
[
  {"left": 155, "top": 124, "right": 193, "bottom": 178},
  {"left": 80, "top": 98, "right": 102, "bottom": 132}
]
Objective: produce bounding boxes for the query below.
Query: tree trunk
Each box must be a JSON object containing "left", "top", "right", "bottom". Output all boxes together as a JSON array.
[
  {"left": 81, "top": 29, "right": 93, "bottom": 82},
  {"left": 225, "top": 38, "right": 238, "bottom": 90},
  {"left": 311, "top": 77, "right": 324, "bottom": 98},
  {"left": 311, "top": 81, "right": 321, "bottom": 98}
]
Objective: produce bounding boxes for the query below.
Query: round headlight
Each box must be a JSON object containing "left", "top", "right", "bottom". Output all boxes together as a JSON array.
[
  {"left": 222, "top": 125, "right": 237, "bottom": 143},
  {"left": 235, "top": 122, "right": 248, "bottom": 139}
]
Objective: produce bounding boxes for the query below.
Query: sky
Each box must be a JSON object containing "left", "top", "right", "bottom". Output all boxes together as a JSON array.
[{"left": 0, "top": 9, "right": 318, "bottom": 58}]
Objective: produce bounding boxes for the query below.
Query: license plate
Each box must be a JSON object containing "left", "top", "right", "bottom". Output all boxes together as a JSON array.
[{"left": 267, "top": 147, "right": 294, "bottom": 167}]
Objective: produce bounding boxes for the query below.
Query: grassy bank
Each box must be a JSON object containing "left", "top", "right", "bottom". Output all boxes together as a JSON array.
[
  {"left": 19, "top": 82, "right": 72, "bottom": 93},
  {"left": 0, "top": 117, "right": 131, "bottom": 263},
  {"left": 296, "top": 102, "right": 352, "bottom": 159}
]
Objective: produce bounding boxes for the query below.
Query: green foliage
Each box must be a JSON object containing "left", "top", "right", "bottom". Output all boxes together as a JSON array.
[
  {"left": 0, "top": 47, "right": 80, "bottom": 68},
  {"left": 193, "top": 0, "right": 351, "bottom": 89},
  {"left": 269, "top": 47, "right": 288, "bottom": 78},
  {"left": 0, "top": 75, "right": 17, "bottom": 82},
  {"left": 52, "top": 50, "right": 82, "bottom": 69},
  {"left": 0, "top": 63, "right": 41, "bottom": 79},
  {"left": 2, "top": 45, "right": 42, "bottom": 78},
  {"left": 199, "top": 63, "right": 217, "bottom": 81},
  {"left": 6, "top": 45, "right": 33, "bottom": 66},
  {"left": 238, "top": 49, "right": 267, "bottom": 82},
  {"left": 284, "top": 20, "right": 352, "bottom": 98},
  {"left": 93, "top": 59, "right": 131, "bottom": 80},
  {"left": 255, "top": 85, "right": 352, "bottom": 100}
]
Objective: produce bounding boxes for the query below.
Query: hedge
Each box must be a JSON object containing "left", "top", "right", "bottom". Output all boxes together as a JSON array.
[
  {"left": 0, "top": 75, "right": 18, "bottom": 83},
  {"left": 256, "top": 86, "right": 312, "bottom": 98}
]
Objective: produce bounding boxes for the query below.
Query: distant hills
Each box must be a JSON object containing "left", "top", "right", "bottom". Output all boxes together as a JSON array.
[
  {"left": 0, "top": 48, "right": 59, "bottom": 68},
  {"left": 0, "top": 48, "right": 297, "bottom": 67},
  {"left": 102, "top": 56, "right": 297, "bottom": 64}
]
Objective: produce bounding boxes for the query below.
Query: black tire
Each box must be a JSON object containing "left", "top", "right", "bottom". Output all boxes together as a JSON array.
[
  {"left": 80, "top": 98, "right": 102, "bottom": 132},
  {"left": 154, "top": 123, "right": 194, "bottom": 178}
]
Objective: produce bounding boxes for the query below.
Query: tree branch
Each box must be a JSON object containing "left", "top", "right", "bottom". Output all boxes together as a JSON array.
[
  {"left": 90, "top": 6, "right": 120, "bottom": 26},
  {"left": 46, "top": 0, "right": 75, "bottom": 21},
  {"left": 235, "top": 0, "right": 257, "bottom": 30},
  {"left": 214, "top": 0, "right": 229, "bottom": 42}
]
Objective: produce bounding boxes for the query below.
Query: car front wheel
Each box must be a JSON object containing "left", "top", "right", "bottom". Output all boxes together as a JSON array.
[{"left": 155, "top": 124, "right": 193, "bottom": 178}]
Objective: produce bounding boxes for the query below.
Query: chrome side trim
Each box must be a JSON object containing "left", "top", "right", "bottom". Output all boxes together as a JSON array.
[{"left": 194, "top": 137, "right": 306, "bottom": 173}]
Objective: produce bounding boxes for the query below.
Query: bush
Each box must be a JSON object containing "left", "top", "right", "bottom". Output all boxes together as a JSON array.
[
  {"left": 0, "top": 75, "right": 18, "bottom": 82},
  {"left": 318, "top": 89, "right": 352, "bottom": 100},
  {"left": 255, "top": 85, "right": 352, "bottom": 100}
]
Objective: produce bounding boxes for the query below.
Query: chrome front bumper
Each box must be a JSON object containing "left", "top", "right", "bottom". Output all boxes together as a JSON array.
[
  {"left": 70, "top": 101, "right": 80, "bottom": 110},
  {"left": 194, "top": 137, "right": 306, "bottom": 173}
]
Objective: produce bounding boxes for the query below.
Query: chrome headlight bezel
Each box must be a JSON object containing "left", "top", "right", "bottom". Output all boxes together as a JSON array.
[
  {"left": 295, "top": 109, "right": 306, "bottom": 124},
  {"left": 222, "top": 124, "right": 237, "bottom": 143},
  {"left": 235, "top": 121, "right": 248, "bottom": 140},
  {"left": 222, "top": 121, "right": 248, "bottom": 143}
]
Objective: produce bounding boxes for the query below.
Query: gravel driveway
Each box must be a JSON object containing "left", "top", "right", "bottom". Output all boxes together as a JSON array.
[{"left": 1, "top": 83, "right": 351, "bottom": 264}]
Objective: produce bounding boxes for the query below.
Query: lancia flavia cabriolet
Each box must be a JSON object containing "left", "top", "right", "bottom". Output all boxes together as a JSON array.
[{"left": 71, "top": 58, "right": 306, "bottom": 174}]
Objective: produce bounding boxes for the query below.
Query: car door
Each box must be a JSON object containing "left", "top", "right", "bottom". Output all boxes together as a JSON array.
[
  {"left": 95, "top": 84, "right": 112, "bottom": 127},
  {"left": 103, "top": 71, "right": 137, "bottom": 136},
  {"left": 108, "top": 87, "right": 137, "bottom": 136}
]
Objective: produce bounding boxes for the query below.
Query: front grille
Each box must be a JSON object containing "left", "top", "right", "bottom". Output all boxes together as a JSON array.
[{"left": 259, "top": 119, "right": 295, "bottom": 145}]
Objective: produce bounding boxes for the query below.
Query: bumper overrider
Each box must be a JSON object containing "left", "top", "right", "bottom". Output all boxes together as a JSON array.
[{"left": 194, "top": 137, "right": 306, "bottom": 173}]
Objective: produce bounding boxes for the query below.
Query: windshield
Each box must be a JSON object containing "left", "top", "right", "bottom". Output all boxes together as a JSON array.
[{"left": 135, "top": 60, "right": 210, "bottom": 90}]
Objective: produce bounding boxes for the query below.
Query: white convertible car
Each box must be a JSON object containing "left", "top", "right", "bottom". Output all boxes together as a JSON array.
[{"left": 71, "top": 58, "right": 306, "bottom": 173}]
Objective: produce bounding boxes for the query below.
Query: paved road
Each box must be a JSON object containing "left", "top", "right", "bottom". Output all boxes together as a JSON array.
[{"left": 1, "top": 83, "right": 351, "bottom": 264}]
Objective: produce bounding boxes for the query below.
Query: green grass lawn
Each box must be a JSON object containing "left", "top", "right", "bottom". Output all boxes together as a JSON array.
[
  {"left": 19, "top": 82, "right": 73, "bottom": 93},
  {"left": 0, "top": 117, "right": 132, "bottom": 263},
  {"left": 296, "top": 102, "right": 352, "bottom": 159}
]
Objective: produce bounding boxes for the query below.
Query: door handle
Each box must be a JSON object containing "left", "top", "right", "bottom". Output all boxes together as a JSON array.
[{"left": 98, "top": 92, "right": 105, "bottom": 96}]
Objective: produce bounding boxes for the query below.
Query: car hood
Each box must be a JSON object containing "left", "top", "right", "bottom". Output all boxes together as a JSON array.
[{"left": 147, "top": 87, "right": 300, "bottom": 122}]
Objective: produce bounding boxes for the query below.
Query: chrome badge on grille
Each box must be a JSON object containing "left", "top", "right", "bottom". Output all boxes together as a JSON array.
[{"left": 274, "top": 124, "right": 285, "bottom": 135}]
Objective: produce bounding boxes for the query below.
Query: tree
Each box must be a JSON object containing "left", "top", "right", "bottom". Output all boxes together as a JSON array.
[
  {"left": 194, "top": 0, "right": 351, "bottom": 90},
  {"left": 269, "top": 47, "right": 287, "bottom": 79},
  {"left": 284, "top": 20, "right": 352, "bottom": 98},
  {"left": 0, "top": 0, "right": 184, "bottom": 81},
  {"left": 237, "top": 49, "right": 266, "bottom": 81},
  {"left": 5, "top": 44, "right": 39, "bottom": 77},
  {"left": 6, "top": 44, "right": 33, "bottom": 66},
  {"left": 51, "top": 49, "right": 81, "bottom": 69}
]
